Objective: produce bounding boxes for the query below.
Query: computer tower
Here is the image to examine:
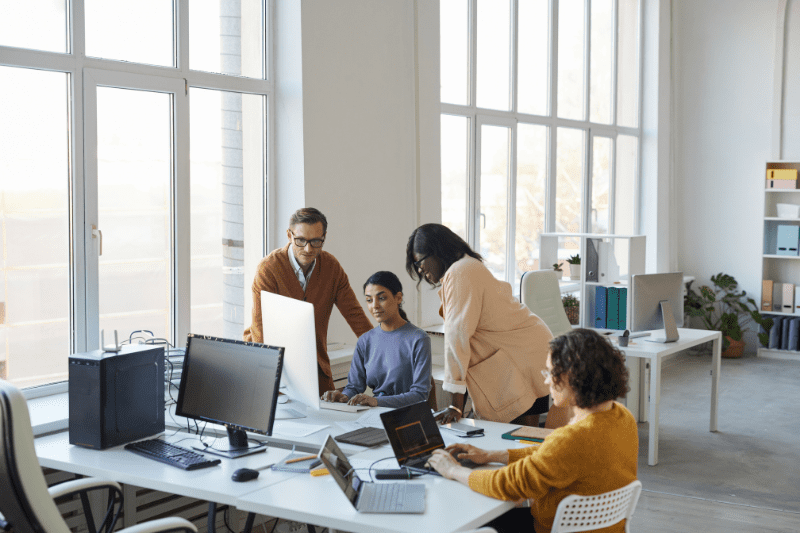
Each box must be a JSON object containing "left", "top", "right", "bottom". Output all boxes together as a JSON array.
[{"left": 69, "top": 344, "right": 165, "bottom": 449}]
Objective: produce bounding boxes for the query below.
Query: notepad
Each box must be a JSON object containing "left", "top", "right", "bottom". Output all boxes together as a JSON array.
[{"left": 501, "top": 426, "right": 554, "bottom": 443}]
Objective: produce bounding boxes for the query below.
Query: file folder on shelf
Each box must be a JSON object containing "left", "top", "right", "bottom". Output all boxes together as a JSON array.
[
  {"left": 788, "top": 319, "right": 800, "bottom": 351},
  {"left": 768, "top": 319, "right": 782, "bottom": 349},
  {"left": 781, "top": 317, "right": 791, "bottom": 350},
  {"left": 607, "top": 287, "right": 621, "bottom": 330},
  {"left": 618, "top": 287, "right": 628, "bottom": 330},
  {"left": 762, "top": 280, "right": 773, "bottom": 312},
  {"left": 586, "top": 239, "right": 600, "bottom": 282},
  {"left": 776, "top": 225, "right": 800, "bottom": 256},
  {"left": 783, "top": 284, "right": 796, "bottom": 313},
  {"left": 595, "top": 286, "right": 607, "bottom": 329},
  {"left": 766, "top": 169, "right": 798, "bottom": 188}
]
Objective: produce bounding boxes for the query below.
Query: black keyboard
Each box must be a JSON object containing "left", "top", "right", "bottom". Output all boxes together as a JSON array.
[
  {"left": 334, "top": 427, "right": 389, "bottom": 447},
  {"left": 124, "top": 439, "right": 221, "bottom": 470}
]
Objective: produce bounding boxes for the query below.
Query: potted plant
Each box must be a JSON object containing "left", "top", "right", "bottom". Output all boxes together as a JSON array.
[
  {"left": 566, "top": 254, "right": 581, "bottom": 280},
  {"left": 562, "top": 294, "right": 580, "bottom": 325},
  {"left": 552, "top": 262, "right": 564, "bottom": 279},
  {"left": 684, "top": 273, "right": 773, "bottom": 358}
]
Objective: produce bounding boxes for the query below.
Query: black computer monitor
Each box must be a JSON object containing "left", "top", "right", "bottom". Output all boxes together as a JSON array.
[
  {"left": 175, "top": 334, "right": 284, "bottom": 458},
  {"left": 630, "top": 272, "right": 684, "bottom": 343}
]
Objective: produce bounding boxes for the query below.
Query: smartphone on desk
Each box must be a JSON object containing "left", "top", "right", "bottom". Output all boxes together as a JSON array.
[{"left": 440, "top": 422, "right": 484, "bottom": 436}]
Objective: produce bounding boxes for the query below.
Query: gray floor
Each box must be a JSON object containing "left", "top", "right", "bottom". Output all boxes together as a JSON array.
[{"left": 629, "top": 349, "right": 800, "bottom": 531}]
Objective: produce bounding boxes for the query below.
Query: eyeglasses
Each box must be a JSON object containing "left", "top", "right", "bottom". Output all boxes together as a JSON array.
[
  {"left": 541, "top": 369, "right": 552, "bottom": 380},
  {"left": 290, "top": 230, "right": 325, "bottom": 249},
  {"left": 413, "top": 254, "right": 432, "bottom": 271}
]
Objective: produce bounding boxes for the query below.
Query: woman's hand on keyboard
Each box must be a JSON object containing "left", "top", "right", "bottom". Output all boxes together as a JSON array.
[
  {"left": 347, "top": 394, "right": 378, "bottom": 407},
  {"left": 321, "top": 390, "right": 349, "bottom": 403},
  {"left": 445, "top": 443, "right": 508, "bottom": 466}
]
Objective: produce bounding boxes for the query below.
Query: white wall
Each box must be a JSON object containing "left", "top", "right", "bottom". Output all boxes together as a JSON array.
[
  {"left": 272, "top": 0, "right": 440, "bottom": 344},
  {"left": 673, "top": 0, "right": 799, "bottom": 351}
]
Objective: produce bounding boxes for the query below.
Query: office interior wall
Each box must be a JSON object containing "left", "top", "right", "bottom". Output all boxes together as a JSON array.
[
  {"left": 673, "top": 0, "right": 783, "bottom": 351},
  {"left": 293, "top": 0, "right": 430, "bottom": 343},
  {"left": 783, "top": 1, "right": 800, "bottom": 158}
]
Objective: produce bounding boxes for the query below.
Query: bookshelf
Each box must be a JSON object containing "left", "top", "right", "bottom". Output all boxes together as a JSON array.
[
  {"left": 539, "top": 233, "right": 646, "bottom": 329},
  {"left": 759, "top": 161, "right": 800, "bottom": 360}
]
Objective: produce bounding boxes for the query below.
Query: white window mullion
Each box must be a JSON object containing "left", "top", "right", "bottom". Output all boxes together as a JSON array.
[
  {"left": 584, "top": 0, "right": 591, "bottom": 122},
  {"left": 608, "top": 135, "right": 617, "bottom": 234},
  {"left": 507, "top": 123, "right": 518, "bottom": 283},
  {"left": 467, "top": 0, "right": 479, "bottom": 248},
  {"left": 584, "top": 128, "right": 593, "bottom": 234},
  {"left": 611, "top": 0, "right": 619, "bottom": 126},
  {"left": 547, "top": 0, "right": 559, "bottom": 233}
]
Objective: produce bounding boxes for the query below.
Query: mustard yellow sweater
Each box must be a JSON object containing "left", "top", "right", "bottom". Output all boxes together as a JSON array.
[{"left": 468, "top": 402, "right": 638, "bottom": 533}]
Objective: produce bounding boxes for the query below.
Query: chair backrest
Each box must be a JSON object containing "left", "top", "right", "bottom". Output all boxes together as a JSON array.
[
  {"left": 551, "top": 480, "right": 643, "bottom": 533},
  {"left": 0, "top": 379, "right": 72, "bottom": 533},
  {"left": 520, "top": 270, "right": 573, "bottom": 337}
]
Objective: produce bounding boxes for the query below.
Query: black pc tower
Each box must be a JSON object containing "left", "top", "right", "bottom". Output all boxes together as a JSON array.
[{"left": 69, "top": 344, "right": 165, "bottom": 449}]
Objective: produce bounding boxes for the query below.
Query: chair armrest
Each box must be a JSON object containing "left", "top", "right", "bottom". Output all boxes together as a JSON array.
[
  {"left": 48, "top": 478, "right": 122, "bottom": 499},
  {"left": 120, "top": 517, "right": 197, "bottom": 533}
]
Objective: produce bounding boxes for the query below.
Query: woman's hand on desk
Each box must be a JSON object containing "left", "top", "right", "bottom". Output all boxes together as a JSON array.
[
  {"left": 347, "top": 394, "right": 378, "bottom": 407},
  {"left": 445, "top": 443, "right": 508, "bottom": 466},
  {"left": 427, "top": 450, "right": 471, "bottom": 484},
  {"left": 321, "top": 390, "right": 348, "bottom": 403}
]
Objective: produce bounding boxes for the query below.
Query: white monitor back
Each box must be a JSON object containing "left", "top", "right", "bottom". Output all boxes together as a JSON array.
[{"left": 260, "top": 291, "right": 320, "bottom": 410}]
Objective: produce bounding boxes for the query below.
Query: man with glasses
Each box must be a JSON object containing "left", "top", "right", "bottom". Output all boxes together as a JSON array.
[{"left": 244, "top": 207, "right": 372, "bottom": 395}]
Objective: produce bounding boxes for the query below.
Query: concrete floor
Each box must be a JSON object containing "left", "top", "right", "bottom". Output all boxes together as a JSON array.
[{"left": 634, "top": 349, "right": 800, "bottom": 513}]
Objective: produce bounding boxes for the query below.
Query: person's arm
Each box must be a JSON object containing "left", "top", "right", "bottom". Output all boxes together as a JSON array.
[
  {"left": 334, "top": 269, "right": 373, "bottom": 337},
  {"left": 243, "top": 261, "right": 278, "bottom": 343},
  {"left": 340, "top": 338, "right": 368, "bottom": 400},
  {"left": 375, "top": 335, "right": 432, "bottom": 408}
]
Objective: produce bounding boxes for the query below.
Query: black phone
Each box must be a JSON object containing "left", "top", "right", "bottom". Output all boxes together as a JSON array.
[{"left": 374, "top": 469, "right": 421, "bottom": 479}]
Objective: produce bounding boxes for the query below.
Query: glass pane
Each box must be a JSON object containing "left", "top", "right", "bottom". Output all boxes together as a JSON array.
[
  {"left": 441, "top": 115, "right": 470, "bottom": 241},
  {"left": 479, "top": 125, "right": 510, "bottom": 280},
  {"left": 0, "top": 0, "right": 67, "bottom": 53},
  {"left": 591, "top": 136, "right": 612, "bottom": 234},
  {"left": 441, "top": 0, "right": 469, "bottom": 105},
  {"left": 617, "top": 0, "right": 640, "bottom": 127},
  {"left": 97, "top": 88, "right": 172, "bottom": 343},
  {"left": 557, "top": 0, "right": 586, "bottom": 120},
  {"left": 191, "top": 88, "right": 264, "bottom": 339},
  {"left": 615, "top": 135, "right": 638, "bottom": 234},
  {"left": 517, "top": 0, "right": 549, "bottom": 116},
  {"left": 590, "top": 0, "right": 613, "bottom": 124},
  {"left": 515, "top": 123, "right": 548, "bottom": 288},
  {"left": 476, "top": 0, "right": 511, "bottom": 111},
  {"left": 85, "top": 0, "right": 174, "bottom": 67},
  {"left": 555, "top": 127, "right": 584, "bottom": 238},
  {"left": 190, "top": 0, "right": 265, "bottom": 79},
  {"left": 0, "top": 67, "right": 70, "bottom": 387}
]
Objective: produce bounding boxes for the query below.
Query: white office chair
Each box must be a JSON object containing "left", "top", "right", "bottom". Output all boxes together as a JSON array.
[
  {"left": 551, "top": 480, "right": 642, "bottom": 533},
  {"left": 520, "top": 270, "right": 573, "bottom": 337},
  {"left": 0, "top": 378, "right": 197, "bottom": 533}
]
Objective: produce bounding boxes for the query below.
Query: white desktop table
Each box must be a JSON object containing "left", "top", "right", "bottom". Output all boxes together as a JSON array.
[
  {"left": 616, "top": 328, "right": 722, "bottom": 466},
  {"left": 35, "top": 408, "right": 517, "bottom": 533}
]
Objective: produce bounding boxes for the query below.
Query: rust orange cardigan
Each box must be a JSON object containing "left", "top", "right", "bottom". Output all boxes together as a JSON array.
[{"left": 243, "top": 244, "right": 373, "bottom": 394}]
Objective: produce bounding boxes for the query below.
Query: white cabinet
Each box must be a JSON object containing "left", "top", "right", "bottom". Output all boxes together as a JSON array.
[
  {"left": 758, "top": 161, "right": 800, "bottom": 360},
  {"left": 539, "top": 233, "right": 646, "bottom": 329}
]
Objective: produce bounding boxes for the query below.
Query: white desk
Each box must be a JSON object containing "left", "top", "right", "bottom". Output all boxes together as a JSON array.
[
  {"left": 616, "top": 328, "right": 722, "bottom": 466},
  {"left": 36, "top": 410, "right": 516, "bottom": 533}
]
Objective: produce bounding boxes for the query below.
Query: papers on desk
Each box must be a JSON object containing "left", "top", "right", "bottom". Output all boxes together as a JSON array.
[
  {"left": 355, "top": 407, "right": 392, "bottom": 429},
  {"left": 272, "top": 420, "right": 329, "bottom": 438}
]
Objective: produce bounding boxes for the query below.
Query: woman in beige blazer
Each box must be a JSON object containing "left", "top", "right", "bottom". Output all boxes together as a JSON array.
[{"left": 406, "top": 223, "right": 568, "bottom": 426}]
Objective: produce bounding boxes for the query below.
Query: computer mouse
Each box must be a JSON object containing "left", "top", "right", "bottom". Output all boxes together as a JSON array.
[{"left": 231, "top": 468, "right": 260, "bottom": 482}]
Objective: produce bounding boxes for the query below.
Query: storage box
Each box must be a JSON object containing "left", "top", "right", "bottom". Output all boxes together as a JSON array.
[{"left": 777, "top": 203, "right": 800, "bottom": 218}]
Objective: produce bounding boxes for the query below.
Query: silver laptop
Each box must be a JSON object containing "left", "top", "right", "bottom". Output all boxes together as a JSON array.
[{"left": 317, "top": 435, "right": 425, "bottom": 514}]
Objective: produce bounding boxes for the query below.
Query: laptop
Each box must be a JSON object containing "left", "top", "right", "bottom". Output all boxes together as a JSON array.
[
  {"left": 317, "top": 435, "right": 425, "bottom": 514},
  {"left": 380, "top": 401, "right": 477, "bottom": 476}
]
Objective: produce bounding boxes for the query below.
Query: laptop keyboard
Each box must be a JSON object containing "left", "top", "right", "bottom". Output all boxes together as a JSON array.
[{"left": 360, "top": 482, "right": 405, "bottom": 512}]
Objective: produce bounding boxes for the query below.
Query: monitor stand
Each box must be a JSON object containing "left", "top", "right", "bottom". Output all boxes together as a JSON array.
[
  {"left": 193, "top": 427, "right": 267, "bottom": 459},
  {"left": 646, "top": 300, "right": 680, "bottom": 343}
]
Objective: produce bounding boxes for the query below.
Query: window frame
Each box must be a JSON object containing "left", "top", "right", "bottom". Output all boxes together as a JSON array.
[
  {"left": 0, "top": 0, "right": 274, "bottom": 394},
  {"left": 440, "top": 0, "right": 643, "bottom": 285}
]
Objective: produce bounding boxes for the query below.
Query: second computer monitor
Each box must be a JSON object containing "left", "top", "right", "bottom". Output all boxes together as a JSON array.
[
  {"left": 630, "top": 272, "right": 684, "bottom": 343},
  {"left": 260, "top": 291, "right": 321, "bottom": 410}
]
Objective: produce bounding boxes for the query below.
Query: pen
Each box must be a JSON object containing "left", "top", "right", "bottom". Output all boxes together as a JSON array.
[{"left": 285, "top": 454, "right": 318, "bottom": 464}]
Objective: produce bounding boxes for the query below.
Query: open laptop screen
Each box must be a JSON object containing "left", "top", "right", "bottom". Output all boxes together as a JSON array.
[
  {"left": 318, "top": 435, "right": 359, "bottom": 506},
  {"left": 380, "top": 401, "right": 445, "bottom": 466}
]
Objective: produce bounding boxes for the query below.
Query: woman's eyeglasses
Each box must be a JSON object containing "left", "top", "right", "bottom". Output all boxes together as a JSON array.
[
  {"left": 413, "top": 254, "right": 432, "bottom": 271},
  {"left": 541, "top": 369, "right": 552, "bottom": 380}
]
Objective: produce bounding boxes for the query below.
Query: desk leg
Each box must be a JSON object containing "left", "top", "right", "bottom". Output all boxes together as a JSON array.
[
  {"left": 710, "top": 334, "right": 721, "bottom": 432},
  {"left": 648, "top": 356, "right": 661, "bottom": 466}
]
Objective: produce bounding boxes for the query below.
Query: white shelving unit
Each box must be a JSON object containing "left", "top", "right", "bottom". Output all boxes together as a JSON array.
[
  {"left": 540, "top": 233, "right": 646, "bottom": 329},
  {"left": 759, "top": 161, "right": 800, "bottom": 360}
]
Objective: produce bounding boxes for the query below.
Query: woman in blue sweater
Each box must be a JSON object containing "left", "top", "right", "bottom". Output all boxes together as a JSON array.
[{"left": 320, "top": 271, "right": 432, "bottom": 408}]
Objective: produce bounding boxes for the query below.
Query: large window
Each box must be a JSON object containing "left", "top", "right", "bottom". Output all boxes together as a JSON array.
[
  {"left": 0, "top": 1, "right": 272, "bottom": 389},
  {"left": 441, "top": 0, "right": 642, "bottom": 288}
]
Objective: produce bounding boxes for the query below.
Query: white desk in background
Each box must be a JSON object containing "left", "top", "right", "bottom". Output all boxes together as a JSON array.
[{"left": 614, "top": 327, "right": 722, "bottom": 466}]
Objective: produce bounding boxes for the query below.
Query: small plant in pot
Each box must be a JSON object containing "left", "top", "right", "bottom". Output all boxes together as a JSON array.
[
  {"left": 552, "top": 262, "right": 564, "bottom": 279},
  {"left": 684, "top": 273, "right": 773, "bottom": 357},
  {"left": 562, "top": 294, "right": 580, "bottom": 325},
  {"left": 566, "top": 254, "right": 581, "bottom": 280}
]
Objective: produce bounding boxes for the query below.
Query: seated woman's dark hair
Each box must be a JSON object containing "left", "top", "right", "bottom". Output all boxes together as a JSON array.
[
  {"left": 405, "top": 223, "right": 483, "bottom": 287},
  {"left": 548, "top": 329, "right": 629, "bottom": 409},
  {"left": 364, "top": 271, "right": 408, "bottom": 322}
]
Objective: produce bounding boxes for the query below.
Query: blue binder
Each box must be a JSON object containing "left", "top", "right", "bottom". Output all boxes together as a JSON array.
[
  {"left": 595, "top": 286, "right": 608, "bottom": 329},
  {"left": 618, "top": 287, "right": 628, "bottom": 330},
  {"left": 768, "top": 318, "right": 782, "bottom": 349},
  {"left": 781, "top": 317, "right": 791, "bottom": 350},
  {"left": 788, "top": 319, "right": 800, "bottom": 352},
  {"left": 607, "top": 287, "right": 620, "bottom": 330}
]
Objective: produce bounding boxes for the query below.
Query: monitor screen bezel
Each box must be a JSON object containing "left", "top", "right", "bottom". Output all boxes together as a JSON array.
[{"left": 175, "top": 334, "right": 284, "bottom": 437}]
